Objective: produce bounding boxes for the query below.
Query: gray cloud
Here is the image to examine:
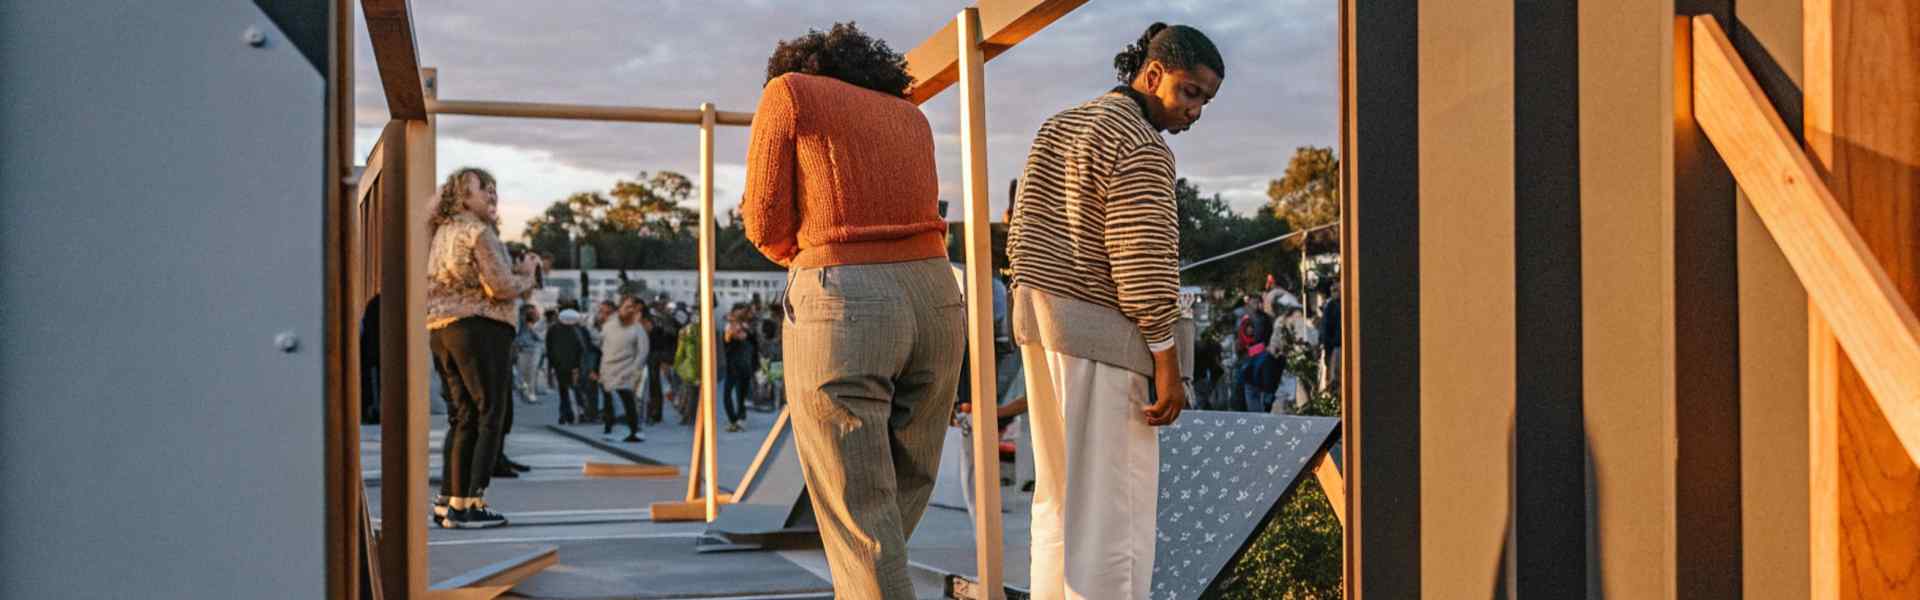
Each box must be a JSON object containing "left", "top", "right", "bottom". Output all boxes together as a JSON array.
[{"left": 355, "top": 0, "right": 1336, "bottom": 224}]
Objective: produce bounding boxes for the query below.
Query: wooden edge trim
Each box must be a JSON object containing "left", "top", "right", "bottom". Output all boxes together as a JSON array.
[
  {"left": 428, "top": 546, "right": 557, "bottom": 591},
  {"left": 731, "top": 408, "right": 792, "bottom": 499}
]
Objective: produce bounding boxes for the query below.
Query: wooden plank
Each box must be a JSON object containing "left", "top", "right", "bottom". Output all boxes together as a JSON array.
[
  {"left": 325, "top": 0, "right": 357, "bottom": 596},
  {"left": 1312, "top": 453, "right": 1347, "bottom": 528},
  {"left": 375, "top": 118, "right": 424, "bottom": 599},
  {"left": 426, "top": 99, "right": 751, "bottom": 126},
  {"left": 649, "top": 497, "right": 734, "bottom": 522},
  {"left": 698, "top": 103, "right": 720, "bottom": 523},
  {"left": 684, "top": 410, "right": 705, "bottom": 501},
  {"left": 1690, "top": 15, "right": 1920, "bottom": 464},
  {"left": 1800, "top": 2, "right": 1920, "bottom": 598},
  {"left": 360, "top": 0, "right": 424, "bottom": 119},
  {"left": 953, "top": 9, "right": 1006, "bottom": 600},
  {"left": 1808, "top": 308, "right": 1842, "bottom": 600},
  {"left": 428, "top": 546, "right": 557, "bottom": 592},
  {"left": 582, "top": 462, "right": 680, "bottom": 478},
  {"left": 731, "top": 408, "right": 791, "bottom": 499},
  {"left": 903, "top": 0, "right": 1089, "bottom": 104}
]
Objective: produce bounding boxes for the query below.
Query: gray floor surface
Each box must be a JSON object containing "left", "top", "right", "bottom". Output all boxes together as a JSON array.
[{"left": 364, "top": 391, "right": 1032, "bottom": 599}]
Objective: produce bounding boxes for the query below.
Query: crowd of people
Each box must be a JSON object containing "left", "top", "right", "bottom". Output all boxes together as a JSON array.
[
  {"left": 1191, "top": 279, "right": 1343, "bottom": 416},
  {"left": 419, "top": 164, "right": 791, "bottom": 530}
]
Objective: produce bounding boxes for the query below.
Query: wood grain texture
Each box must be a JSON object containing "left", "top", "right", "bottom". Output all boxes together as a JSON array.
[
  {"left": 903, "top": 0, "right": 1088, "bottom": 104},
  {"left": 1691, "top": 15, "right": 1920, "bottom": 464},
  {"left": 360, "top": 0, "right": 424, "bottom": 119},
  {"left": 1801, "top": 1, "right": 1920, "bottom": 597}
]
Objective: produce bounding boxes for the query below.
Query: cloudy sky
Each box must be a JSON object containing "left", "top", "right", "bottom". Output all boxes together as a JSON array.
[{"left": 352, "top": 1, "right": 1337, "bottom": 241}]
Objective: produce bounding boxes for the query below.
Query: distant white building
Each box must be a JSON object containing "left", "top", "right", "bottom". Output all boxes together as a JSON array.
[{"left": 545, "top": 269, "right": 786, "bottom": 309}]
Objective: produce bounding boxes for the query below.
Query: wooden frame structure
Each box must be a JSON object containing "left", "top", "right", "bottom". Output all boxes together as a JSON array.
[{"left": 344, "top": 2, "right": 1088, "bottom": 599}]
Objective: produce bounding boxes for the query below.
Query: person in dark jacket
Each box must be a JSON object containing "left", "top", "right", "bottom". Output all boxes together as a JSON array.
[
  {"left": 644, "top": 300, "right": 679, "bottom": 425},
  {"left": 1242, "top": 343, "right": 1284, "bottom": 413},
  {"left": 545, "top": 309, "right": 590, "bottom": 424}
]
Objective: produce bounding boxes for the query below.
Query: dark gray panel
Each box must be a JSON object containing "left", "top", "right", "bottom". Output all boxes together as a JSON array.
[
  {"left": 1348, "top": 0, "right": 1423, "bottom": 596},
  {"left": 0, "top": 1, "right": 325, "bottom": 597},
  {"left": 1512, "top": 0, "right": 1588, "bottom": 594},
  {"left": 1152, "top": 412, "right": 1340, "bottom": 600}
]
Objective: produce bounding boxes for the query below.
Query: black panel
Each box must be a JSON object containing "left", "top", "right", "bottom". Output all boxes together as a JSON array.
[
  {"left": 1349, "top": 0, "right": 1420, "bottom": 597},
  {"left": 253, "top": 0, "right": 328, "bottom": 74},
  {"left": 1676, "top": 2, "right": 1745, "bottom": 597},
  {"left": 1512, "top": 0, "right": 1587, "bottom": 595}
]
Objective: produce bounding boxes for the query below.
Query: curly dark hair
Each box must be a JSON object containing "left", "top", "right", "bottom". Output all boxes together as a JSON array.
[
  {"left": 765, "top": 22, "right": 914, "bottom": 98},
  {"left": 1113, "top": 23, "right": 1226, "bottom": 84}
]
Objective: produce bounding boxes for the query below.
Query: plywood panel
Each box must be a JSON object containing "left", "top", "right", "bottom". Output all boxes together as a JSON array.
[
  {"left": 1415, "top": 0, "right": 1514, "bottom": 596},
  {"left": 1580, "top": 3, "right": 1678, "bottom": 599},
  {"left": 1804, "top": 2, "right": 1920, "bottom": 596}
]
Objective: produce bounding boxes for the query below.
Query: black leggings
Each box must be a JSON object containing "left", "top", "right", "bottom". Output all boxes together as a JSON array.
[
  {"left": 608, "top": 389, "right": 641, "bottom": 435},
  {"left": 430, "top": 317, "right": 514, "bottom": 498}
]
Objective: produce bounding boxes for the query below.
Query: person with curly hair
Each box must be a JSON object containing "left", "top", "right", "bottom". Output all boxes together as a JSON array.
[
  {"left": 1007, "top": 23, "right": 1223, "bottom": 599},
  {"left": 740, "top": 22, "right": 962, "bottom": 599},
  {"left": 424, "top": 167, "right": 543, "bottom": 529}
]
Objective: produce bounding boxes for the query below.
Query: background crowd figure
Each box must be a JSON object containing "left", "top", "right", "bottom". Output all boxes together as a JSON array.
[
  {"left": 1191, "top": 277, "right": 1343, "bottom": 418},
  {"left": 505, "top": 290, "right": 788, "bottom": 440}
]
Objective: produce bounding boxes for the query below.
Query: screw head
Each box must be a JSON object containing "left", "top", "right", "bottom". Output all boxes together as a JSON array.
[
  {"left": 275, "top": 331, "right": 299, "bottom": 353},
  {"left": 243, "top": 27, "right": 267, "bottom": 47}
]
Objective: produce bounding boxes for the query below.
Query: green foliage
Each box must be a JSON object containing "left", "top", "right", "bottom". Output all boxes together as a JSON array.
[
  {"left": 1213, "top": 313, "right": 1343, "bottom": 600},
  {"left": 1178, "top": 178, "right": 1300, "bottom": 293},
  {"left": 521, "top": 171, "right": 780, "bottom": 271}
]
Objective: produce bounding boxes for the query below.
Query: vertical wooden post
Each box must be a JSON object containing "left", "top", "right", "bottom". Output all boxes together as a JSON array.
[
  {"left": 698, "top": 102, "right": 720, "bottom": 523},
  {"left": 1803, "top": 1, "right": 1920, "bottom": 597},
  {"left": 956, "top": 8, "right": 1006, "bottom": 599},
  {"left": 325, "top": 0, "right": 358, "bottom": 596},
  {"left": 377, "top": 67, "right": 437, "bottom": 600}
]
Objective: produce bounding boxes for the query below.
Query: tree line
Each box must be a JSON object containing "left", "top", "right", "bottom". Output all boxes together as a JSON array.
[{"left": 515, "top": 147, "right": 1340, "bottom": 288}]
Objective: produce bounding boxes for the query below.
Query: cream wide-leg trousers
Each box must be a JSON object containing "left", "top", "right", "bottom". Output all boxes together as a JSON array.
[{"left": 1022, "top": 345, "right": 1159, "bottom": 600}]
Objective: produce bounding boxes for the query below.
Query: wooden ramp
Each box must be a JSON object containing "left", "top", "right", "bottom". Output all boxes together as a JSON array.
[{"left": 424, "top": 546, "right": 558, "bottom": 600}]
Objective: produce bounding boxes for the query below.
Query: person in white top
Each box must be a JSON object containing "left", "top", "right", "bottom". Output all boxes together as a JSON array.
[{"left": 598, "top": 295, "right": 650, "bottom": 442}]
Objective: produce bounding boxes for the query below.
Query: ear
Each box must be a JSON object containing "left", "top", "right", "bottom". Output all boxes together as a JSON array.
[{"left": 1140, "top": 59, "right": 1164, "bottom": 90}]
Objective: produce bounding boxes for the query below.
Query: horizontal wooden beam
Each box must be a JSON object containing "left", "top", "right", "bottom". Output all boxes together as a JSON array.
[
  {"left": 426, "top": 99, "right": 753, "bottom": 126},
  {"left": 360, "top": 0, "right": 425, "bottom": 119},
  {"left": 902, "top": 0, "right": 1089, "bottom": 104},
  {"left": 1691, "top": 14, "right": 1920, "bottom": 464},
  {"left": 581, "top": 462, "right": 679, "bottom": 478}
]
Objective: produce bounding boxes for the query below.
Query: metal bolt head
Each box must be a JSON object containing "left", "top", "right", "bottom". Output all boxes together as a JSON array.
[
  {"left": 275, "top": 331, "right": 299, "bottom": 353},
  {"left": 243, "top": 26, "right": 268, "bottom": 47}
]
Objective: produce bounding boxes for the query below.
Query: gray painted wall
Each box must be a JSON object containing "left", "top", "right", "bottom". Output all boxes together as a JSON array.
[{"left": 0, "top": 1, "right": 326, "bottom": 597}]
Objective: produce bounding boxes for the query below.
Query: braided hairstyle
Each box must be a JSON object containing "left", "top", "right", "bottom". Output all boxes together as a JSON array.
[
  {"left": 1112, "top": 22, "right": 1225, "bottom": 85},
  {"left": 765, "top": 22, "right": 914, "bottom": 98}
]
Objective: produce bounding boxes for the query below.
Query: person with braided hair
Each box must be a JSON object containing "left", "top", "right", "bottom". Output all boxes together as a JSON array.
[{"left": 1007, "top": 22, "right": 1223, "bottom": 599}]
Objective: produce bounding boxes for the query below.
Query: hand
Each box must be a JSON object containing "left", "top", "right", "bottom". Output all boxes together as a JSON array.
[{"left": 1145, "top": 347, "right": 1185, "bottom": 426}]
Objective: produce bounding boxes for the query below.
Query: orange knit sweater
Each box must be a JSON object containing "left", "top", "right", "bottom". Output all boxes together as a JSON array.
[{"left": 741, "top": 73, "right": 948, "bottom": 268}]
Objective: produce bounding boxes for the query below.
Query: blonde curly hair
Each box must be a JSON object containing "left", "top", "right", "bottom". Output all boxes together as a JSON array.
[{"left": 429, "top": 167, "right": 498, "bottom": 233}]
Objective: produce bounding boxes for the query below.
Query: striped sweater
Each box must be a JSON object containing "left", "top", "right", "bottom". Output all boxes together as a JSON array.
[{"left": 1007, "top": 89, "right": 1181, "bottom": 373}]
